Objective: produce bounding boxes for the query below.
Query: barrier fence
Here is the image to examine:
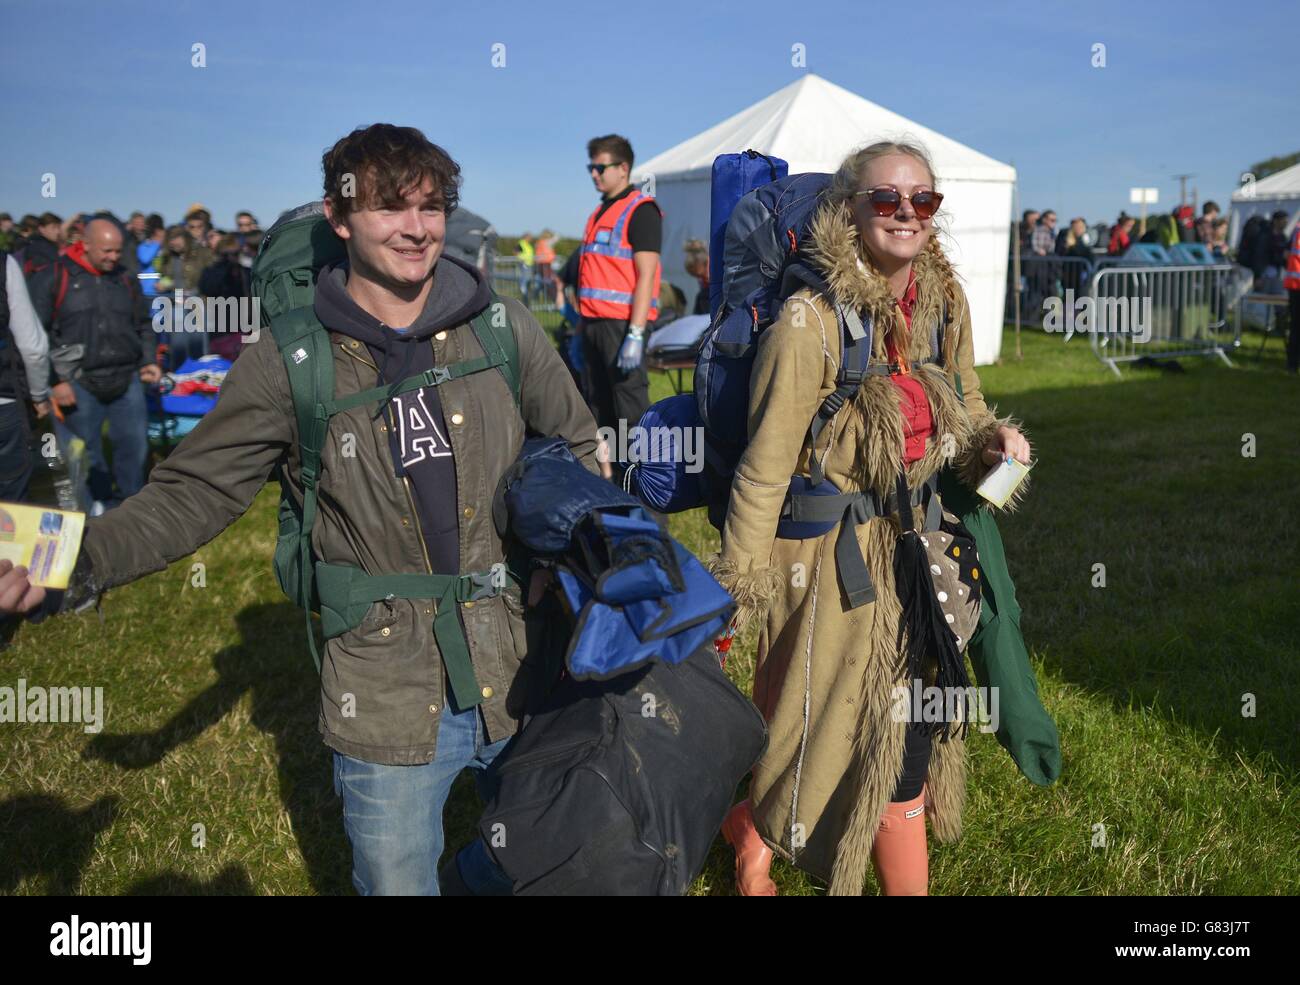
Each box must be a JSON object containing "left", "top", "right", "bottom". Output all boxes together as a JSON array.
[
  {"left": 1009, "top": 255, "right": 1094, "bottom": 316},
  {"left": 1085, "top": 264, "right": 1237, "bottom": 375},
  {"left": 489, "top": 255, "right": 561, "bottom": 314}
]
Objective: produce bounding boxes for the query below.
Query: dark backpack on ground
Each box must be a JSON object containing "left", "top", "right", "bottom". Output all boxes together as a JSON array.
[{"left": 478, "top": 634, "right": 767, "bottom": 895}]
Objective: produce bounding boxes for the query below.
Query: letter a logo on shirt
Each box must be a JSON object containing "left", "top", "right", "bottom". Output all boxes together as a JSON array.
[{"left": 392, "top": 390, "right": 452, "bottom": 467}]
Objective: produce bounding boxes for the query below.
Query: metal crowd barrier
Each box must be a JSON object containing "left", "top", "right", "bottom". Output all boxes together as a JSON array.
[
  {"left": 489, "top": 256, "right": 560, "bottom": 317},
  {"left": 1086, "top": 264, "right": 1238, "bottom": 375},
  {"left": 1007, "top": 255, "right": 1093, "bottom": 316}
]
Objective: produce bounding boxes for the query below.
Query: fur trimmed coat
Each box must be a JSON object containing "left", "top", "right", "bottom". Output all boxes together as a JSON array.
[{"left": 711, "top": 199, "right": 1027, "bottom": 895}]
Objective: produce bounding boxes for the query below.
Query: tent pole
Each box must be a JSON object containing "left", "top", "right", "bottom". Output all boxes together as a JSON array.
[{"left": 1012, "top": 168, "right": 1022, "bottom": 360}]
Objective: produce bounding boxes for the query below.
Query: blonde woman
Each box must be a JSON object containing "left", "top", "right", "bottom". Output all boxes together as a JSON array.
[{"left": 713, "top": 140, "right": 1031, "bottom": 896}]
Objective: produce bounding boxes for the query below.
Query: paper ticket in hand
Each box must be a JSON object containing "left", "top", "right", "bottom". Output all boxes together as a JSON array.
[
  {"left": 976, "top": 458, "right": 1033, "bottom": 508},
  {"left": 0, "top": 502, "right": 86, "bottom": 589}
]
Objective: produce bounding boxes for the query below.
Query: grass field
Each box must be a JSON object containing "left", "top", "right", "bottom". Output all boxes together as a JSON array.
[{"left": 2, "top": 322, "right": 1298, "bottom": 896}]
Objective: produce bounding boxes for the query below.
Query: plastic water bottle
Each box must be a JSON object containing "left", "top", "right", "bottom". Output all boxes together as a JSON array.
[{"left": 31, "top": 423, "right": 84, "bottom": 512}]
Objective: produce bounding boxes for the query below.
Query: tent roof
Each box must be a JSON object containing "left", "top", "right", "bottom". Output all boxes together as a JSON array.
[
  {"left": 635, "top": 74, "right": 1015, "bottom": 185},
  {"left": 1231, "top": 160, "right": 1300, "bottom": 202}
]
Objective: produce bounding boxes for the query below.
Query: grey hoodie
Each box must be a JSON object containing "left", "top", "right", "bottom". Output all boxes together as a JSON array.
[{"left": 313, "top": 254, "right": 489, "bottom": 573}]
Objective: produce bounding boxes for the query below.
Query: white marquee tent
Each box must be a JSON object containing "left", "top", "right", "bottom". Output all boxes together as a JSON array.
[
  {"left": 1229, "top": 161, "right": 1300, "bottom": 246},
  {"left": 633, "top": 74, "right": 1016, "bottom": 365}
]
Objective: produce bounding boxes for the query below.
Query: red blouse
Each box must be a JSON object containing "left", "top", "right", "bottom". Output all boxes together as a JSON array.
[{"left": 883, "top": 269, "right": 934, "bottom": 465}]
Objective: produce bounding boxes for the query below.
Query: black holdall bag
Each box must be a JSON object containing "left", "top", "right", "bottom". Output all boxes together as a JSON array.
[{"left": 477, "top": 625, "right": 768, "bottom": 896}]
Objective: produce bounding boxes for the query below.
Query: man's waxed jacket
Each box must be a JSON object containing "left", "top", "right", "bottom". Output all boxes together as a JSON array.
[{"left": 72, "top": 292, "right": 601, "bottom": 765}]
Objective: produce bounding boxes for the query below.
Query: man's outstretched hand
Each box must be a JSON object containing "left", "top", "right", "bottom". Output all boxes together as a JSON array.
[{"left": 0, "top": 559, "right": 47, "bottom": 615}]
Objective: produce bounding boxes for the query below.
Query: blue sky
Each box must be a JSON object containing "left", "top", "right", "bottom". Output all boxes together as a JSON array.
[{"left": 1, "top": 0, "right": 1293, "bottom": 238}]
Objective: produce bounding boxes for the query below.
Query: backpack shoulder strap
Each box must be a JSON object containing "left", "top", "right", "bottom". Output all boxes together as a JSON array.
[
  {"left": 269, "top": 305, "right": 335, "bottom": 668},
  {"left": 806, "top": 306, "right": 879, "bottom": 486},
  {"left": 54, "top": 262, "right": 70, "bottom": 317},
  {"left": 469, "top": 292, "right": 521, "bottom": 408},
  {"left": 270, "top": 306, "right": 335, "bottom": 484}
]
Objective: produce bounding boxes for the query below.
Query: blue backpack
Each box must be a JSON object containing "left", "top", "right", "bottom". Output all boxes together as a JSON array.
[{"left": 628, "top": 151, "right": 946, "bottom": 530}]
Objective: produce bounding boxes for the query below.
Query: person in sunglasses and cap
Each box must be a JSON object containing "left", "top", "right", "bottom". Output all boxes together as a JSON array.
[{"left": 711, "top": 140, "right": 1031, "bottom": 896}]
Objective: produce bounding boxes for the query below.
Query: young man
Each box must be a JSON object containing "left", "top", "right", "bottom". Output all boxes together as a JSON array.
[
  {"left": 0, "top": 123, "right": 601, "bottom": 895},
  {"left": 576, "top": 134, "right": 661, "bottom": 477}
]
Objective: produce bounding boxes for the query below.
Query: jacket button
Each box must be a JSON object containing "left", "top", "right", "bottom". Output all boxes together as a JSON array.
[
  {"left": 463, "top": 600, "right": 475, "bottom": 609},
  {"left": 401, "top": 517, "right": 410, "bottom": 526},
  {"left": 425, "top": 607, "right": 432, "bottom": 615},
  {"left": 381, "top": 627, "right": 391, "bottom": 637},
  {"left": 435, "top": 331, "right": 447, "bottom": 341},
  {"left": 429, "top": 703, "right": 438, "bottom": 714},
  {"left": 481, "top": 686, "right": 494, "bottom": 699},
  {"left": 450, "top": 412, "right": 464, "bottom": 426},
  {"left": 463, "top": 506, "right": 474, "bottom": 519},
  {"left": 349, "top": 340, "right": 359, "bottom": 348},
  {"left": 380, "top": 424, "right": 388, "bottom": 432}
]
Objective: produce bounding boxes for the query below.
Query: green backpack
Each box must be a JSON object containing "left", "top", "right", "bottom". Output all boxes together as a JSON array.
[{"left": 252, "top": 203, "right": 521, "bottom": 710}]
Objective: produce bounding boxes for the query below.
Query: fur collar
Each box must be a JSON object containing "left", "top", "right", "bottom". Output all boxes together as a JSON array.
[{"left": 804, "top": 198, "right": 967, "bottom": 368}]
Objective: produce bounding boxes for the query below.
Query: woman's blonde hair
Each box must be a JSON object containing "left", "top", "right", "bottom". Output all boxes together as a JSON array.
[
  {"left": 825, "top": 139, "right": 948, "bottom": 263},
  {"left": 827, "top": 139, "right": 936, "bottom": 208}
]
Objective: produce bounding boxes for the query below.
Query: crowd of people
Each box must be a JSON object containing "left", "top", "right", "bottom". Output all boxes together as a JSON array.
[
  {"left": 1016, "top": 200, "right": 1237, "bottom": 263},
  {"left": 0, "top": 205, "right": 261, "bottom": 511}
]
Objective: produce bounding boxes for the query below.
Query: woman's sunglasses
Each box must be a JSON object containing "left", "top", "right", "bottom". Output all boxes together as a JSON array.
[
  {"left": 587, "top": 162, "right": 625, "bottom": 175},
  {"left": 854, "top": 186, "right": 943, "bottom": 220}
]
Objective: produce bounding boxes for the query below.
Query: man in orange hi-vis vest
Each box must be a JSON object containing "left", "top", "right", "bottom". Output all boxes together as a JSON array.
[
  {"left": 1284, "top": 216, "right": 1300, "bottom": 373},
  {"left": 577, "top": 134, "right": 662, "bottom": 476}
]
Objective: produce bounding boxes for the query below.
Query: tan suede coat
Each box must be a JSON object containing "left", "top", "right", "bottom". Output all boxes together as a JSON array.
[{"left": 711, "top": 199, "right": 1026, "bottom": 894}]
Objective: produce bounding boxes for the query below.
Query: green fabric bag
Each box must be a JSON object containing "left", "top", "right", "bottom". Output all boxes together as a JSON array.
[
  {"left": 937, "top": 470, "right": 1061, "bottom": 785},
  {"left": 939, "top": 367, "right": 1061, "bottom": 786}
]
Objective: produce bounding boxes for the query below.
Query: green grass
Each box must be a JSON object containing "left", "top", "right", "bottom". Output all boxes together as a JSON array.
[{"left": 2, "top": 323, "right": 1297, "bottom": 895}]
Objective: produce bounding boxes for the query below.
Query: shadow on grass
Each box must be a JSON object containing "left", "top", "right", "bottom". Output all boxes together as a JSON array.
[
  {"left": 79, "top": 602, "right": 354, "bottom": 895},
  {"left": 124, "top": 865, "right": 256, "bottom": 895},
  {"left": 986, "top": 360, "right": 1300, "bottom": 773},
  {"left": 0, "top": 793, "right": 119, "bottom": 893}
]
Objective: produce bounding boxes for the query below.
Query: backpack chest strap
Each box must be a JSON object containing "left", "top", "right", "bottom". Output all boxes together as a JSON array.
[{"left": 322, "top": 349, "right": 506, "bottom": 420}]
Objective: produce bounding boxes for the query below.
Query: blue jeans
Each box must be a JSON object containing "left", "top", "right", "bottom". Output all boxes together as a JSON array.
[
  {"left": 56, "top": 378, "right": 148, "bottom": 508},
  {"left": 332, "top": 701, "right": 514, "bottom": 895}
]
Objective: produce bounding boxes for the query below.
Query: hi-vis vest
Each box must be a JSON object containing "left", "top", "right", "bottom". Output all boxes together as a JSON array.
[
  {"left": 578, "top": 191, "right": 660, "bottom": 321},
  {"left": 1285, "top": 226, "right": 1300, "bottom": 292}
]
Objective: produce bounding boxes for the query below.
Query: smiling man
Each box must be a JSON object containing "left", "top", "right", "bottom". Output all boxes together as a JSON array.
[{"left": 0, "top": 123, "right": 601, "bottom": 895}]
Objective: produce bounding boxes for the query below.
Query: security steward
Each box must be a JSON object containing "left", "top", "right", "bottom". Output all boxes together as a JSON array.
[{"left": 577, "top": 134, "right": 662, "bottom": 477}]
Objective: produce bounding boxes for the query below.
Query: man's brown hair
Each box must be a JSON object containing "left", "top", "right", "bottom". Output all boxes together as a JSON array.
[
  {"left": 587, "top": 134, "right": 634, "bottom": 169},
  {"left": 323, "top": 123, "right": 461, "bottom": 220}
]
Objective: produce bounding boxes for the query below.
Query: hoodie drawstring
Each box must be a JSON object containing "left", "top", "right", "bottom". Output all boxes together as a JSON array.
[{"left": 379, "top": 331, "right": 420, "bottom": 479}]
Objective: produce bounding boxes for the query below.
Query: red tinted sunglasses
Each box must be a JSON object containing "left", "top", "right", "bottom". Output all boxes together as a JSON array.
[{"left": 855, "top": 186, "right": 943, "bottom": 220}]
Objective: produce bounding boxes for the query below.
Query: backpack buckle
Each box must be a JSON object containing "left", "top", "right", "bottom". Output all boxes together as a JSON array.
[
  {"left": 457, "top": 570, "right": 500, "bottom": 603},
  {"left": 427, "top": 366, "right": 452, "bottom": 386}
]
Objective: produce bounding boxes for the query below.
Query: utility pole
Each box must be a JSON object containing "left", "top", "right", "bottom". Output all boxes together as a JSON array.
[{"left": 1172, "top": 173, "right": 1196, "bottom": 208}]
